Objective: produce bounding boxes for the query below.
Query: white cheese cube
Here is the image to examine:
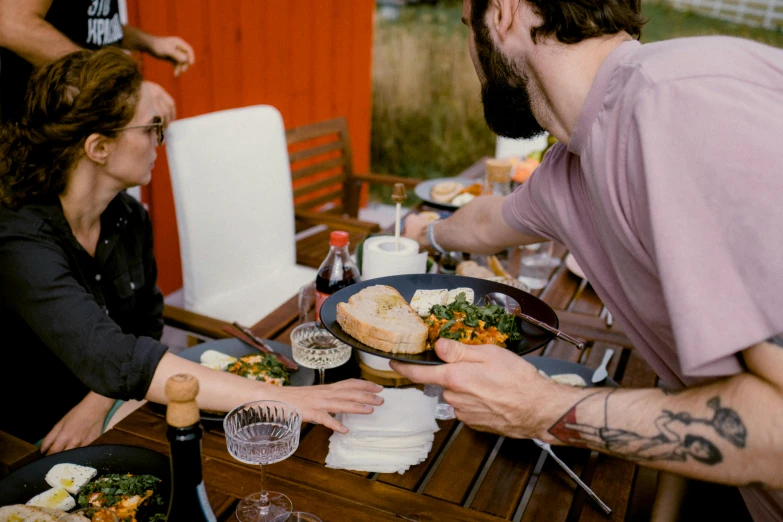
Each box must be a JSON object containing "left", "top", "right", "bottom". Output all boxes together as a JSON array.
[
  {"left": 447, "top": 287, "right": 474, "bottom": 305},
  {"left": 45, "top": 463, "right": 97, "bottom": 495},
  {"left": 26, "top": 487, "right": 76, "bottom": 511},
  {"left": 410, "top": 289, "right": 448, "bottom": 317},
  {"left": 199, "top": 349, "right": 237, "bottom": 371}
]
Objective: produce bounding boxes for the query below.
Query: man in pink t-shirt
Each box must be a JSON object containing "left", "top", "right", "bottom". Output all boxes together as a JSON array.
[{"left": 395, "top": 1, "right": 783, "bottom": 520}]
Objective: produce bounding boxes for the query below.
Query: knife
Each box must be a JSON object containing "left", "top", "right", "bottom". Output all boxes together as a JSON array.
[{"left": 222, "top": 324, "right": 299, "bottom": 371}]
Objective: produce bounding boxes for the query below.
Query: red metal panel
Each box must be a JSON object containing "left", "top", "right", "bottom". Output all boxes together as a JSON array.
[{"left": 127, "top": 0, "right": 375, "bottom": 294}]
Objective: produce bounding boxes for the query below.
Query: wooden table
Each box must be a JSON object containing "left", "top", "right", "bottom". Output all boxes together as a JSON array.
[{"left": 93, "top": 159, "right": 664, "bottom": 521}]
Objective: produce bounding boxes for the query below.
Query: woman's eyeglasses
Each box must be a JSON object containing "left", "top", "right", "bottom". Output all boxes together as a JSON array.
[{"left": 112, "top": 116, "right": 165, "bottom": 146}]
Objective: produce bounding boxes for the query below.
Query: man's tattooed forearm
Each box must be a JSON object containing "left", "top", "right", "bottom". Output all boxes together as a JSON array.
[{"left": 548, "top": 393, "right": 747, "bottom": 466}]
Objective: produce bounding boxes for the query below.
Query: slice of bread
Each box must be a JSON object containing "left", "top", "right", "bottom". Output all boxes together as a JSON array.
[
  {"left": 430, "top": 181, "right": 463, "bottom": 203},
  {"left": 336, "top": 285, "right": 428, "bottom": 354}
]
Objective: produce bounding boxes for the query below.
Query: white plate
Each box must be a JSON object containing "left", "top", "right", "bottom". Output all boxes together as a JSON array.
[{"left": 565, "top": 253, "right": 586, "bottom": 280}]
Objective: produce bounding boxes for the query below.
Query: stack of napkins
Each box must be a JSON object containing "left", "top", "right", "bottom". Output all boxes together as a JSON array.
[{"left": 325, "top": 387, "right": 439, "bottom": 474}]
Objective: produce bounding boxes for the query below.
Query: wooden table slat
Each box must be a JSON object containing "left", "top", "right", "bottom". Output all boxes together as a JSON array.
[{"left": 470, "top": 438, "right": 540, "bottom": 518}]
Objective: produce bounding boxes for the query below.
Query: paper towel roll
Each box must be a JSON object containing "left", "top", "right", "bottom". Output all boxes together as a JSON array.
[
  {"left": 362, "top": 236, "right": 427, "bottom": 281},
  {"left": 359, "top": 235, "right": 427, "bottom": 371}
]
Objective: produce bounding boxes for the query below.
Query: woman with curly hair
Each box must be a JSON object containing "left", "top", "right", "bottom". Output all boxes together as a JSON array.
[{"left": 0, "top": 48, "right": 382, "bottom": 453}]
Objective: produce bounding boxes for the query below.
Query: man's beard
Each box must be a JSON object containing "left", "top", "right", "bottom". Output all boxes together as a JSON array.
[{"left": 475, "top": 20, "right": 545, "bottom": 140}]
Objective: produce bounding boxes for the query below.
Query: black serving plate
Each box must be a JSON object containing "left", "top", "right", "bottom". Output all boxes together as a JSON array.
[
  {"left": 320, "top": 274, "right": 558, "bottom": 365},
  {"left": 0, "top": 444, "right": 170, "bottom": 513}
]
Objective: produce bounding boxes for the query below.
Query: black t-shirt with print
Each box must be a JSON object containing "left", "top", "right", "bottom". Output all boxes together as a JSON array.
[{"left": 0, "top": 0, "right": 124, "bottom": 122}]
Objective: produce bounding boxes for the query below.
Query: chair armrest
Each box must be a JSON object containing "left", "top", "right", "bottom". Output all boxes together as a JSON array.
[
  {"left": 295, "top": 210, "right": 381, "bottom": 234},
  {"left": 0, "top": 429, "right": 40, "bottom": 478},
  {"left": 352, "top": 172, "right": 421, "bottom": 188},
  {"left": 163, "top": 305, "right": 232, "bottom": 340}
]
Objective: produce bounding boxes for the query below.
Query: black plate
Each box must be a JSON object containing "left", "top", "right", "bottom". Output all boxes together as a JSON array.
[
  {"left": 524, "top": 356, "right": 618, "bottom": 387},
  {"left": 320, "top": 274, "right": 558, "bottom": 365},
  {"left": 170, "top": 338, "right": 315, "bottom": 422},
  {"left": 414, "top": 178, "right": 476, "bottom": 211},
  {"left": 0, "top": 444, "right": 170, "bottom": 513}
]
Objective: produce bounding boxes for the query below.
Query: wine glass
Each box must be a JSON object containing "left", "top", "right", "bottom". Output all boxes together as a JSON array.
[
  {"left": 290, "top": 321, "right": 352, "bottom": 385},
  {"left": 224, "top": 400, "right": 302, "bottom": 522},
  {"left": 297, "top": 282, "right": 316, "bottom": 324},
  {"left": 271, "top": 513, "right": 323, "bottom": 522}
]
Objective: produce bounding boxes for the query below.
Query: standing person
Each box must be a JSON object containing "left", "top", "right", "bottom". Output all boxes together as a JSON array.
[
  {"left": 0, "top": 0, "right": 194, "bottom": 123},
  {"left": 396, "top": 1, "right": 783, "bottom": 520},
  {"left": 0, "top": 48, "right": 383, "bottom": 454}
]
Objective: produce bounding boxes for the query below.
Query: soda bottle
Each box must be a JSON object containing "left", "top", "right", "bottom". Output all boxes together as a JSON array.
[
  {"left": 164, "top": 374, "right": 218, "bottom": 522},
  {"left": 314, "top": 231, "right": 360, "bottom": 322}
]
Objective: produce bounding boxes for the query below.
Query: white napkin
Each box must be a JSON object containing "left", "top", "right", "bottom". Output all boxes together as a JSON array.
[{"left": 325, "top": 388, "right": 440, "bottom": 474}]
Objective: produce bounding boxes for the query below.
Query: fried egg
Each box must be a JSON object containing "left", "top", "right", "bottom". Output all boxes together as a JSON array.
[
  {"left": 26, "top": 488, "right": 75, "bottom": 511},
  {"left": 200, "top": 349, "right": 237, "bottom": 371},
  {"left": 44, "top": 463, "right": 97, "bottom": 495}
]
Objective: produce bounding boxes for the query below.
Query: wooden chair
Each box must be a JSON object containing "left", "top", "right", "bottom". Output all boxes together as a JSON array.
[
  {"left": 0, "top": 429, "right": 40, "bottom": 478},
  {"left": 286, "top": 116, "right": 419, "bottom": 232}
]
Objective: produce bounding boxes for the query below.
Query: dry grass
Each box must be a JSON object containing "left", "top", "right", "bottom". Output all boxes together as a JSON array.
[{"left": 371, "top": 4, "right": 493, "bottom": 202}]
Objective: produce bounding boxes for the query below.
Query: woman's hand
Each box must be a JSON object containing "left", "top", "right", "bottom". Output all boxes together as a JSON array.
[
  {"left": 41, "top": 392, "right": 114, "bottom": 455},
  {"left": 276, "top": 379, "right": 384, "bottom": 433},
  {"left": 148, "top": 36, "right": 195, "bottom": 77}
]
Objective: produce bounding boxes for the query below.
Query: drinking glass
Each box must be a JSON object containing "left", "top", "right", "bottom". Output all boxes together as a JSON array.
[
  {"left": 290, "top": 321, "right": 352, "bottom": 385},
  {"left": 271, "top": 513, "right": 323, "bottom": 522},
  {"left": 424, "top": 384, "right": 456, "bottom": 420},
  {"left": 517, "top": 242, "right": 560, "bottom": 290},
  {"left": 224, "top": 400, "right": 302, "bottom": 522}
]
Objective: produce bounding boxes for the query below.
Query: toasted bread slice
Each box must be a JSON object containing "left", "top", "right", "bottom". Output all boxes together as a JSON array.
[{"left": 336, "top": 285, "right": 428, "bottom": 354}]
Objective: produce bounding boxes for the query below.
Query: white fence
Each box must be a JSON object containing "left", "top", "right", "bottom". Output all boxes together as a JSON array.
[{"left": 669, "top": 0, "right": 783, "bottom": 30}]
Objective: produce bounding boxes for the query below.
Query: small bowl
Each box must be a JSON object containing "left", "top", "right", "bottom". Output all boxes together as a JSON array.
[{"left": 358, "top": 351, "right": 392, "bottom": 371}]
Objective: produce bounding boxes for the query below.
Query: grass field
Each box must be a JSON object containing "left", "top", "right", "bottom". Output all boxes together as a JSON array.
[{"left": 369, "top": 0, "right": 783, "bottom": 202}]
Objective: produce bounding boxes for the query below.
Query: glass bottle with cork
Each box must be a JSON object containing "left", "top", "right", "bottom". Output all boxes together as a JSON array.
[
  {"left": 314, "top": 231, "right": 360, "bottom": 322},
  {"left": 484, "top": 158, "right": 513, "bottom": 196},
  {"left": 165, "top": 373, "right": 218, "bottom": 522}
]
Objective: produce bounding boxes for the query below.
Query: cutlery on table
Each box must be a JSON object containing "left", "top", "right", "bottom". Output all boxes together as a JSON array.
[
  {"left": 222, "top": 324, "right": 299, "bottom": 370},
  {"left": 483, "top": 292, "right": 587, "bottom": 350},
  {"left": 532, "top": 438, "right": 612, "bottom": 515},
  {"left": 591, "top": 349, "right": 614, "bottom": 384}
]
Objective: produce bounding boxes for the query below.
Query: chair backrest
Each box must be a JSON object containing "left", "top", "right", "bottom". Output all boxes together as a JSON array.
[
  {"left": 495, "top": 133, "right": 549, "bottom": 159},
  {"left": 286, "top": 117, "right": 360, "bottom": 217},
  {"left": 165, "top": 105, "right": 297, "bottom": 310}
]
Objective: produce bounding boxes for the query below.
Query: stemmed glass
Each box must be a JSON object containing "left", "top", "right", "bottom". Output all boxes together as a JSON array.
[
  {"left": 290, "top": 322, "right": 352, "bottom": 385},
  {"left": 224, "top": 400, "right": 302, "bottom": 522}
]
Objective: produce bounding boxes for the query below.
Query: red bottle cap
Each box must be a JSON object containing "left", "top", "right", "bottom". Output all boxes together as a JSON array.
[{"left": 330, "top": 231, "right": 349, "bottom": 247}]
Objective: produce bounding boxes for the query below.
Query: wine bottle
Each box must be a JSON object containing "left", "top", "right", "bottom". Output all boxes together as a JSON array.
[{"left": 164, "top": 374, "right": 218, "bottom": 522}]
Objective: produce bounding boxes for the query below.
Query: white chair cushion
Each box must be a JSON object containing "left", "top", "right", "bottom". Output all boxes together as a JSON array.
[
  {"left": 165, "top": 105, "right": 315, "bottom": 322},
  {"left": 188, "top": 264, "right": 317, "bottom": 327}
]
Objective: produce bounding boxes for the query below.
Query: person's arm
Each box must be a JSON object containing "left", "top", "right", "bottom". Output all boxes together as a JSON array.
[
  {"left": 149, "top": 352, "right": 382, "bottom": 433},
  {"left": 40, "top": 392, "right": 114, "bottom": 455},
  {"left": 0, "top": 236, "right": 382, "bottom": 434},
  {"left": 120, "top": 25, "right": 194, "bottom": 77},
  {"left": 0, "top": 0, "right": 79, "bottom": 65},
  {"left": 404, "top": 194, "right": 543, "bottom": 255},
  {"left": 392, "top": 339, "right": 783, "bottom": 488}
]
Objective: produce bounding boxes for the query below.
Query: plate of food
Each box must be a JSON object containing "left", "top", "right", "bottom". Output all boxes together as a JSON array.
[
  {"left": 320, "top": 274, "right": 558, "bottom": 365},
  {"left": 523, "top": 356, "right": 618, "bottom": 388},
  {"left": 0, "top": 444, "right": 169, "bottom": 521},
  {"left": 171, "top": 339, "right": 315, "bottom": 421},
  {"left": 414, "top": 178, "right": 484, "bottom": 210}
]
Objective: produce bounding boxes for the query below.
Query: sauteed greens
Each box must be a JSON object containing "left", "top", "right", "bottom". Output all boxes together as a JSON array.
[{"left": 424, "top": 292, "right": 521, "bottom": 347}]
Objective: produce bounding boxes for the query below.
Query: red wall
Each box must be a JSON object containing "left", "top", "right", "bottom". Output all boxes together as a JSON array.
[{"left": 126, "top": 1, "right": 375, "bottom": 294}]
